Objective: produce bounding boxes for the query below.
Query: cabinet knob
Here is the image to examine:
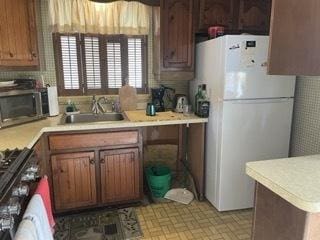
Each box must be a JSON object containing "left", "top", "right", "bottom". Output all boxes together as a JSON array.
[
  {"left": 31, "top": 52, "right": 37, "bottom": 58},
  {"left": 9, "top": 52, "right": 13, "bottom": 58},
  {"left": 100, "top": 159, "right": 105, "bottom": 164},
  {"left": 89, "top": 159, "right": 95, "bottom": 165}
]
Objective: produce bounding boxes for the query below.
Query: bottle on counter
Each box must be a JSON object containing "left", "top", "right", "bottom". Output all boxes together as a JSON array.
[
  {"left": 66, "top": 100, "right": 78, "bottom": 113},
  {"left": 196, "top": 84, "right": 210, "bottom": 118},
  {"left": 194, "top": 85, "right": 202, "bottom": 115}
]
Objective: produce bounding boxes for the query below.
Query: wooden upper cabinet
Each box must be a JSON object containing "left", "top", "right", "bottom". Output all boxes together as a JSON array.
[
  {"left": 160, "top": 0, "right": 194, "bottom": 72},
  {"left": 197, "top": 0, "right": 234, "bottom": 32},
  {"left": 238, "top": 0, "right": 271, "bottom": 33},
  {"left": 51, "top": 152, "right": 97, "bottom": 211},
  {"left": 100, "top": 148, "right": 141, "bottom": 203},
  {"left": 268, "top": 0, "right": 320, "bottom": 75},
  {"left": 0, "top": 0, "right": 39, "bottom": 69},
  {"left": 194, "top": 0, "right": 271, "bottom": 34}
]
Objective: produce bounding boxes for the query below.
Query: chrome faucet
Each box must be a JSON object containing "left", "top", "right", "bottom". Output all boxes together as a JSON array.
[
  {"left": 91, "top": 95, "right": 103, "bottom": 114},
  {"left": 91, "top": 95, "right": 114, "bottom": 114}
]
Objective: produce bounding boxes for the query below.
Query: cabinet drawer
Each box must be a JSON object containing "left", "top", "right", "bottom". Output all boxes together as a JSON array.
[{"left": 49, "top": 131, "right": 139, "bottom": 150}]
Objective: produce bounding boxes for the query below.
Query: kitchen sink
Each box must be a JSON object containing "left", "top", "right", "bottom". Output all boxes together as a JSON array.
[{"left": 61, "top": 113, "right": 124, "bottom": 124}]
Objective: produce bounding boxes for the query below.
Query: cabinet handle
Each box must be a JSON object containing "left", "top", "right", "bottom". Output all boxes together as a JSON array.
[
  {"left": 100, "top": 159, "right": 105, "bottom": 164},
  {"left": 89, "top": 159, "right": 95, "bottom": 165}
]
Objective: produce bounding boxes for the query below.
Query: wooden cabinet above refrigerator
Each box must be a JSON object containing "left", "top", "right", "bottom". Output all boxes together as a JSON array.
[{"left": 194, "top": 0, "right": 271, "bottom": 35}]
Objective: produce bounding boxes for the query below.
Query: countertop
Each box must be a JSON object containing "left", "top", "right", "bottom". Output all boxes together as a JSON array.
[
  {"left": 0, "top": 110, "right": 207, "bottom": 150},
  {"left": 246, "top": 155, "right": 320, "bottom": 213}
]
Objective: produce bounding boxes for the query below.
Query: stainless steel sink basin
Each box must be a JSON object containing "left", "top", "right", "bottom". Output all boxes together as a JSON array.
[{"left": 61, "top": 113, "right": 124, "bottom": 124}]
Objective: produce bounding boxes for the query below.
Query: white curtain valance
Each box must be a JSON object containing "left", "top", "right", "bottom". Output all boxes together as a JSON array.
[{"left": 49, "top": 0, "right": 151, "bottom": 35}]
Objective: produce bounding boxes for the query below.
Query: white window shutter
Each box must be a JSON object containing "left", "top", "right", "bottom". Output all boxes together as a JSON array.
[
  {"left": 60, "top": 36, "right": 80, "bottom": 90},
  {"left": 84, "top": 36, "right": 102, "bottom": 89},
  {"left": 106, "top": 41, "right": 122, "bottom": 89},
  {"left": 128, "top": 38, "right": 143, "bottom": 89}
]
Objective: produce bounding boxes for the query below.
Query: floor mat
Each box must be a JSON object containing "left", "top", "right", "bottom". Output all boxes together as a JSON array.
[{"left": 54, "top": 207, "right": 142, "bottom": 240}]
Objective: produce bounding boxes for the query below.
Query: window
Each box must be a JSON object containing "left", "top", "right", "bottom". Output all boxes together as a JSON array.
[{"left": 53, "top": 33, "right": 148, "bottom": 95}]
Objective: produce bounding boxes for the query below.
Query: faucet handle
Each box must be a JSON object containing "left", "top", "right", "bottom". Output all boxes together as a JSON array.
[
  {"left": 97, "top": 102, "right": 106, "bottom": 113},
  {"left": 111, "top": 101, "right": 115, "bottom": 112}
]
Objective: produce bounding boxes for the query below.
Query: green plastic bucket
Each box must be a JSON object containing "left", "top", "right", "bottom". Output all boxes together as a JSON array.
[{"left": 146, "top": 166, "right": 171, "bottom": 198}]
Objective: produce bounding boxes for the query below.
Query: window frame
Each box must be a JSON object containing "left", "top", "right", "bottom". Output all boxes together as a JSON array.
[
  {"left": 53, "top": 33, "right": 83, "bottom": 96},
  {"left": 53, "top": 33, "right": 148, "bottom": 96}
]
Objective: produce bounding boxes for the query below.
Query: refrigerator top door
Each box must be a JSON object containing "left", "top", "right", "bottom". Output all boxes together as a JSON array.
[
  {"left": 195, "top": 37, "right": 225, "bottom": 102},
  {"left": 223, "top": 35, "right": 296, "bottom": 100}
]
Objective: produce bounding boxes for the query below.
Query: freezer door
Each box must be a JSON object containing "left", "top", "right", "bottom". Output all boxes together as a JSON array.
[
  {"left": 223, "top": 35, "right": 296, "bottom": 100},
  {"left": 217, "top": 98, "right": 293, "bottom": 211}
]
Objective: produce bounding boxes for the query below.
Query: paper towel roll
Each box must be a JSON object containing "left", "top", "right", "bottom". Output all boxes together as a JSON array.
[{"left": 47, "top": 86, "right": 59, "bottom": 116}]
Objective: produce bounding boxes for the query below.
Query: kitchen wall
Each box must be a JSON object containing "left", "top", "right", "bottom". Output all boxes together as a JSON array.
[
  {"left": 290, "top": 76, "right": 320, "bottom": 156},
  {"left": 0, "top": 0, "right": 189, "bottom": 112}
]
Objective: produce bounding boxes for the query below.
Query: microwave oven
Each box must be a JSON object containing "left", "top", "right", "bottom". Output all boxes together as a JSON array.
[{"left": 0, "top": 89, "right": 45, "bottom": 128}]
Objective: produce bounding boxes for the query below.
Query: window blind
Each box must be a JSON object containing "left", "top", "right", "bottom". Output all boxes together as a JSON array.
[
  {"left": 84, "top": 36, "right": 102, "bottom": 89},
  {"left": 60, "top": 36, "right": 80, "bottom": 90},
  {"left": 128, "top": 38, "right": 143, "bottom": 89},
  {"left": 106, "top": 41, "right": 123, "bottom": 89}
]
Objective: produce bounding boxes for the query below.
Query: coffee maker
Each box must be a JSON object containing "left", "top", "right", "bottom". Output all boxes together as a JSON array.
[
  {"left": 151, "top": 85, "right": 175, "bottom": 112},
  {"left": 151, "top": 88, "right": 165, "bottom": 112}
]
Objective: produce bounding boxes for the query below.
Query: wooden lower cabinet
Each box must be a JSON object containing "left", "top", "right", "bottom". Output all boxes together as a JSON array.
[
  {"left": 252, "top": 183, "right": 320, "bottom": 240},
  {"left": 100, "top": 148, "right": 141, "bottom": 203},
  {"left": 48, "top": 130, "right": 142, "bottom": 212},
  {"left": 51, "top": 152, "right": 97, "bottom": 211}
]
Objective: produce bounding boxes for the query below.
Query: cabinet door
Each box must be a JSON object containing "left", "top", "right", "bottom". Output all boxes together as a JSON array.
[
  {"left": 198, "top": 0, "right": 233, "bottom": 32},
  {"left": 268, "top": 0, "right": 320, "bottom": 75},
  {"left": 161, "top": 0, "right": 194, "bottom": 71},
  {"left": 0, "top": 0, "right": 39, "bottom": 68},
  {"left": 51, "top": 152, "right": 97, "bottom": 211},
  {"left": 100, "top": 148, "right": 141, "bottom": 203},
  {"left": 238, "top": 0, "right": 271, "bottom": 34}
]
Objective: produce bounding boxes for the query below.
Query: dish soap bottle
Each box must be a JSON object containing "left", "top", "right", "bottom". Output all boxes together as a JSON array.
[{"left": 66, "top": 100, "right": 77, "bottom": 113}]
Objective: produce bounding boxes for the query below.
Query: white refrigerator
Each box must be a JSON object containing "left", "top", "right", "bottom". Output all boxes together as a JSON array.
[{"left": 190, "top": 35, "right": 296, "bottom": 211}]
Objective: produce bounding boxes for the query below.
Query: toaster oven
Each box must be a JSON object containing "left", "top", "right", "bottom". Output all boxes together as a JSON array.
[{"left": 0, "top": 90, "right": 45, "bottom": 128}]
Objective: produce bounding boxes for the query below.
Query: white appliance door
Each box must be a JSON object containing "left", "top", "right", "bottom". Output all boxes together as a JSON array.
[
  {"left": 217, "top": 98, "right": 293, "bottom": 211},
  {"left": 223, "top": 35, "right": 296, "bottom": 100}
]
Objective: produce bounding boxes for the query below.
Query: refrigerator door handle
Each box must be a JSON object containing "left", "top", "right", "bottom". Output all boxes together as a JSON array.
[{"left": 226, "top": 98, "right": 293, "bottom": 104}]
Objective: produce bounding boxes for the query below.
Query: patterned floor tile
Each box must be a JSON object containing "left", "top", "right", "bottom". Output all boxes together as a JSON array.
[{"left": 136, "top": 201, "right": 252, "bottom": 240}]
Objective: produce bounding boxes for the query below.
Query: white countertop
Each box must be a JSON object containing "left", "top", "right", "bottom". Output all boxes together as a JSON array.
[
  {"left": 246, "top": 155, "right": 320, "bottom": 213},
  {"left": 0, "top": 111, "right": 207, "bottom": 150}
]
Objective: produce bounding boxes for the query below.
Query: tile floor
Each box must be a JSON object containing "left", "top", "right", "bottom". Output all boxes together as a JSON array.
[{"left": 136, "top": 201, "right": 253, "bottom": 240}]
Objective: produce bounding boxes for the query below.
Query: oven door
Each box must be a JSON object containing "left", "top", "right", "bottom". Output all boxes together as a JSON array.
[{"left": 0, "top": 90, "right": 43, "bottom": 128}]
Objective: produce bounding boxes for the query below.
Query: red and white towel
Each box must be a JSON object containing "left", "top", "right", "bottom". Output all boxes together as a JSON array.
[
  {"left": 14, "top": 176, "right": 55, "bottom": 240},
  {"left": 16, "top": 194, "right": 53, "bottom": 240},
  {"left": 35, "top": 175, "right": 55, "bottom": 231}
]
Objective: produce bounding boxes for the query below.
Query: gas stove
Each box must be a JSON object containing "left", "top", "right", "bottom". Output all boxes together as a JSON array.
[
  {"left": 0, "top": 149, "right": 31, "bottom": 197},
  {"left": 0, "top": 148, "right": 40, "bottom": 239}
]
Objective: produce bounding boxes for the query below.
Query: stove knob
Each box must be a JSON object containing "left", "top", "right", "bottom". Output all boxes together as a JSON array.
[
  {"left": 0, "top": 198, "right": 21, "bottom": 216},
  {"left": 12, "top": 184, "right": 29, "bottom": 197},
  {"left": 21, "top": 171, "right": 37, "bottom": 182},
  {"left": 0, "top": 215, "right": 14, "bottom": 231},
  {"left": 25, "top": 164, "right": 39, "bottom": 174}
]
